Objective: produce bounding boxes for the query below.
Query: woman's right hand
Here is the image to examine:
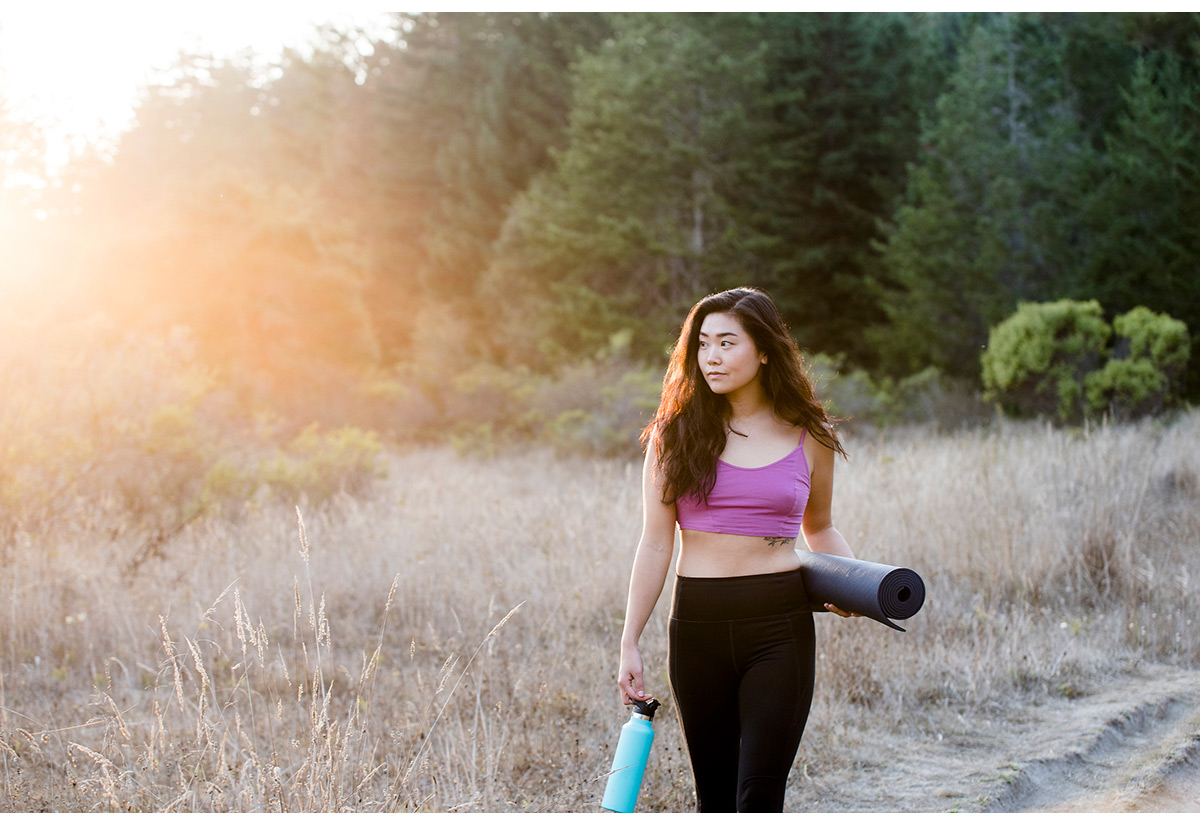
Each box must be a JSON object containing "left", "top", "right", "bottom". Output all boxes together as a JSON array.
[
  {"left": 825, "top": 602, "right": 861, "bottom": 618},
  {"left": 617, "top": 644, "right": 648, "bottom": 705}
]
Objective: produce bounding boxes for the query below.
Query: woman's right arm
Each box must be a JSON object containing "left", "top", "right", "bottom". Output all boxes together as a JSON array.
[{"left": 617, "top": 442, "right": 677, "bottom": 704}]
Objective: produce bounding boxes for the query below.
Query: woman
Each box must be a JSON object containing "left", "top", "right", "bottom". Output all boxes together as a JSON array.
[{"left": 616, "top": 286, "right": 858, "bottom": 813}]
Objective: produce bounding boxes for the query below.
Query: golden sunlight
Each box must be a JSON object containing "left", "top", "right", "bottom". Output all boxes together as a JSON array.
[{"left": 0, "top": 4, "right": 387, "bottom": 151}]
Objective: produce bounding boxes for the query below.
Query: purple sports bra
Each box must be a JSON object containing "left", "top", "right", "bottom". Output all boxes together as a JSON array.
[{"left": 675, "top": 431, "right": 810, "bottom": 538}]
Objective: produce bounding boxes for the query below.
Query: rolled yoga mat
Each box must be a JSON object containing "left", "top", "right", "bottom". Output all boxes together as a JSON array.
[{"left": 798, "top": 552, "right": 926, "bottom": 631}]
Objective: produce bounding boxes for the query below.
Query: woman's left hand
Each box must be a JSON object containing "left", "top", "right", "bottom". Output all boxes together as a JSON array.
[{"left": 825, "top": 603, "right": 861, "bottom": 618}]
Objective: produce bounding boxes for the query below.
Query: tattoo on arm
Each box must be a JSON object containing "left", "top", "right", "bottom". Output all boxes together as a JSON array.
[{"left": 762, "top": 537, "right": 793, "bottom": 547}]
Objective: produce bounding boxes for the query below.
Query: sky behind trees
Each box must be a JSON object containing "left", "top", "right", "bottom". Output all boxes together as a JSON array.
[{"left": 0, "top": 3, "right": 388, "bottom": 157}]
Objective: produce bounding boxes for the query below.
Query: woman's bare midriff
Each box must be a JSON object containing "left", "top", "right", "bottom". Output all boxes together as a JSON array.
[{"left": 676, "top": 529, "right": 803, "bottom": 578}]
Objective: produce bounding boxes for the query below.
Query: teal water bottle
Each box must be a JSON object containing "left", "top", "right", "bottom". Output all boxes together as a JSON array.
[{"left": 601, "top": 697, "right": 661, "bottom": 812}]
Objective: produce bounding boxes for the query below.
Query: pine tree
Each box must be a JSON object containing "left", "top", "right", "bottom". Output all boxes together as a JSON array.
[
  {"left": 1076, "top": 49, "right": 1200, "bottom": 394},
  {"left": 386, "top": 12, "right": 610, "bottom": 366},
  {"left": 484, "top": 13, "right": 774, "bottom": 364},
  {"left": 67, "top": 50, "right": 382, "bottom": 411},
  {"left": 734, "top": 12, "right": 948, "bottom": 365},
  {"left": 874, "top": 14, "right": 1098, "bottom": 379}
]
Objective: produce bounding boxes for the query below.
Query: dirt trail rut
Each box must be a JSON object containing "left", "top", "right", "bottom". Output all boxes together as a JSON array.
[
  {"left": 788, "top": 665, "right": 1200, "bottom": 812},
  {"left": 985, "top": 668, "right": 1200, "bottom": 813}
]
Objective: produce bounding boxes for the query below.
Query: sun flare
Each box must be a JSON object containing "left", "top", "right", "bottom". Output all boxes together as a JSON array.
[{"left": 0, "top": 4, "right": 388, "bottom": 147}]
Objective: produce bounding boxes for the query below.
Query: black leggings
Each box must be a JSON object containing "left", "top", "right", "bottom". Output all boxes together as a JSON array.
[{"left": 668, "top": 569, "right": 815, "bottom": 813}]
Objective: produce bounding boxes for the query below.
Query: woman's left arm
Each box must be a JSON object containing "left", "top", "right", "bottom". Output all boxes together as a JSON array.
[
  {"left": 801, "top": 435, "right": 855, "bottom": 559},
  {"left": 801, "top": 434, "right": 859, "bottom": 618}
]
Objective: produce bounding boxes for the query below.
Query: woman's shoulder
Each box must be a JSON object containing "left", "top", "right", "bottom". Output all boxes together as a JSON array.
[{"left": 770, "top": 415, "right": 807, "bottom": 442}]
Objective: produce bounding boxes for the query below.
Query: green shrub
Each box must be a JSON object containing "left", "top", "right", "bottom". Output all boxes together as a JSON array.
[
  {"left": 438, "top": 346, "right": 660, "bottom": 458},
  {"left": 982, "top": 301, "right": 1190, "bottom": 423},
  {"left": 0, "top": 322, "right": 225, "bottom": 540},
  {"left": 199, "top": 456, "right": 259, "bottom": 513},
  {"left": 810, "top": 355, "right": 989, "bottom": 431},
  {"left": 1115, "top": 306, "right": 1189, "bottom": 369},
  {"left": 981, "top": 300, "right": 1111, "bottom": 423},
  {"left": 441, "top": 363, "right": 544, "bottom": 451},
  {"left": 0, "top": 318, "right": 390, "bottom": 547},
  {"left": 534, "top": 359, "right": 661, "bottom": 456},
  {"left": 1084, "top": 358, "right": 1167, "bottom": 419},
  {"left": 1085, "top": 307, "right": 1190, "bottom": 419},
  {"left": 261, "top": 424, "right": 386, "bottom": 503},
  {"left": 807, "top": 354, "right": 878, "bottom": 423}
]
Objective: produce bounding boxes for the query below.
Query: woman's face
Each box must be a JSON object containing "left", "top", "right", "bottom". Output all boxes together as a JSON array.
[{"left": 697, "top": 312, "right": 766, "bottom": 397}]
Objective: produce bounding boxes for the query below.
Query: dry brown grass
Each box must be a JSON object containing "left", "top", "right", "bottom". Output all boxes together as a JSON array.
[{"left": 2, "top": 412, "right": 1198, "bottom": 811}]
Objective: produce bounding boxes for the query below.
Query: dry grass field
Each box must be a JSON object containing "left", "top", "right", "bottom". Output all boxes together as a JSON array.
[{"left": 2, "top": 412, "right": 1199, "bottom": 812}]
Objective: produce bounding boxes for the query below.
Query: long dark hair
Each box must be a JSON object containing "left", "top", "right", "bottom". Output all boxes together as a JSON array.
[{"left": 641, "top": 286, "right": 846, "bottom": 504}]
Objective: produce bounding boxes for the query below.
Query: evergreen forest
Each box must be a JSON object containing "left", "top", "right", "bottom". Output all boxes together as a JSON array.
[{"left": 4, "top": 11, "right": 1199, "bottom": 453}]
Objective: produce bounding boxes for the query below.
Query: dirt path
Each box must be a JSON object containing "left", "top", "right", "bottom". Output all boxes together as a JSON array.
[
  {"left": 984, "top": 667, "right": 1200, "bottom": 813},
  {"left": 788, "top": 665, "right": 1200, "bottom": 812}
]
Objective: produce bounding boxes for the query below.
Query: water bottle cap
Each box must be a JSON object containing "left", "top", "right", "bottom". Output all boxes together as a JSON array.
[{"left": 631, "top": 697, "right": 661, "bottom": 720}]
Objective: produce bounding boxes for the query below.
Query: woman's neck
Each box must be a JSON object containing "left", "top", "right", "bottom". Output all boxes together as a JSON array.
[{"left": 726, "top": 386, "right": 772, "bottom": 433}]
